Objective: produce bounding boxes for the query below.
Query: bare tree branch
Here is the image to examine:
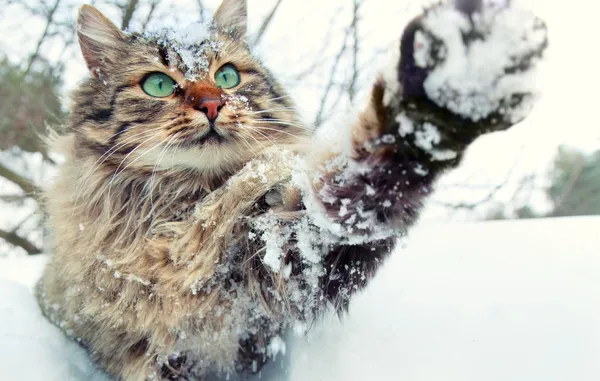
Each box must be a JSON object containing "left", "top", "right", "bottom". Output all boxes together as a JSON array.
[
  {"left": 0, "top": 162, "right": 41, "bottom": 198},
  {"left": 252, "top": 0, "right": 284, "bottom": 47},
  {"left": 23, "top": 0, "right": 61, "bottom": 77},
  {"left": 433, "top": 181, "right": 509, "bottom": 211},
  {"left": 0, "top": 228, "right": 42, "bottom": 255},
  {"left": 282, "top": 15, "right": 341, "bottom": 87},
  {"left": 121, "top": 0, "right": 140, "bottom": 30},
  {"left": 0, "top": 194, "right": 29, "bottom": 202},
  {"left": 348, "top": 0, "right": 361, "bottom": 102},
  {"left": 314, "top": 29, "right": 351, "bottom": 127},
  {"left": 141, "top": 0, "right": 159, "bottom": 32},
  {"left": 433, "top": 144, "right": 529, "bottom": 212}
]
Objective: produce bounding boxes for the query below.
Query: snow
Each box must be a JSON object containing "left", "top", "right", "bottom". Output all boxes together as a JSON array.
[
  {"left": 396, "top": 112, "right": 415, "bottom": 137},
  {"left": 414, "top": 122, "right": 441, "bottom": 151},
  {"left": 252, "top": 213, "right": 292, "bottom": 272},
  {"left": 0, "top": 279, "right": 110, "bottom": 381},
  {"left": 286, "top": 217, "right": 600, "bottom": 381},
  {"left": 413, "top": 30, "right": 432, "bottom": 68},
  {"left": 0, "top": 254, "right": 48, "bottom": 290},
  {"left": 398, "top": 111, "right": 458, "bottom": 162},
  {"left": 2, "top": 217, "right": 600, "bottom": 380},
  {"left": 143, "top": 20, "right": 219, "bottom": 81},
  {"left": 431, "top": 148, "right": 458, "bottom": 161},
  {"left": 267, "top": 335, "right": 287, "bottom": 360},
  {"left": 413, "top": 163, "right": 428, "bottom": 176},
  {"left": 169, "top": 22, "right": 211, "bottom": 47},
  {"left": 420, "top": 4, "right": 547, "bottom": 123}
]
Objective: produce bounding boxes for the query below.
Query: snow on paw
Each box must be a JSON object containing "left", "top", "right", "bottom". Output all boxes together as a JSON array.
[{"left": 399, "top": 0, "right": 548, "bottom": 127}]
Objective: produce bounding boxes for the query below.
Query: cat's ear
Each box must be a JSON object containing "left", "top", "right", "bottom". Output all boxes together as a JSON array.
[
  {"left": 213, "top": 0, "right": 247, "bottom": 36},
  {"left": 77, "top": 5, "right": 126, "bottom": 79}
]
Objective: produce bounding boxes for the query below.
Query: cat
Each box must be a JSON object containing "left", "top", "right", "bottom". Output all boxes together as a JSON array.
[{"left": 36, "top": 0, "right": 547, "bottom": 380}]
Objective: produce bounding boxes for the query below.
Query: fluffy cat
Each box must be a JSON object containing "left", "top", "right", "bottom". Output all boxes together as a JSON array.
[{"left": 36, "top": 0, "right": 547, "bottom": 380}]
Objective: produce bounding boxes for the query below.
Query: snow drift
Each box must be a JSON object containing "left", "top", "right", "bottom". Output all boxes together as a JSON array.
[{"left": 1, "top": 217, "right": 599, "bottom": 381}]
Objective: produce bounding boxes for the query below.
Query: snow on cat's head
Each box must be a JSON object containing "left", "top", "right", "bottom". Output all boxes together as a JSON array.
[{"left": 71, "top": 0, "right": 308, "bottom": 177}]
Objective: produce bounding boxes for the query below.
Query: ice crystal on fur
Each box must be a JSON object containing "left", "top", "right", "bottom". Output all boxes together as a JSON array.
[{"left": 144, "top": 22, "right": 219, "bottom": 81}]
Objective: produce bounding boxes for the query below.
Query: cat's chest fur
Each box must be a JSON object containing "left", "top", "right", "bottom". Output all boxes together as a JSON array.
[{"left": 40, "top": 140, "right": 304, "bottom": 370}]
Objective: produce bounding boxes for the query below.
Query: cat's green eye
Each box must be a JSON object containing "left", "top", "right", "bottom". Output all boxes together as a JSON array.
[
  {"left": 141, "top": 73, "right": 176, "bottom": 97},
  {"left": 214, "top": 64, "right": 240, "bottom": 89}
]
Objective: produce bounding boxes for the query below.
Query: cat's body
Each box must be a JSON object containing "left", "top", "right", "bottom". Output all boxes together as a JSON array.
[{"left": 36, "top": 1, "right": 547, "bottom": 380}]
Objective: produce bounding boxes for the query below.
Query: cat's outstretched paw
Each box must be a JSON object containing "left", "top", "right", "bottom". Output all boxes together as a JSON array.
[
  {"left": 398, "top": 0, "right": 548, "bottom": 131},
  {"left": 352, "top": 0, "right": 547, "bottom": 168}
]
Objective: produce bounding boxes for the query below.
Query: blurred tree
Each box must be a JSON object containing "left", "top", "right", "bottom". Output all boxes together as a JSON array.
[
  {"left": 547, "top": 146, "right": 600, "bottom": 217},
  {"left": 478, "top": 146, "right": 600, "bottom": 221},
  {"left": 0, "top": 58, "right": 66, "bottom": 155},
  {"left": 0, "top": 56, "right": 64, "bottom": 256}
]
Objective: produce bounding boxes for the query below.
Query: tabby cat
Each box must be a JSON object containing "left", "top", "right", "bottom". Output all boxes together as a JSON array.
[{"left": 36, "top": 0, "right": 547, "bottom": 380}]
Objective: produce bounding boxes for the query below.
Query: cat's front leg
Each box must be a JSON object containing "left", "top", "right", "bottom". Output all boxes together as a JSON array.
[
  {"left": 307, "top": 0, "right": 547, "bottom": 309},
  {"left": 313, "top": 0, "right": 547, "bottom": 237}
]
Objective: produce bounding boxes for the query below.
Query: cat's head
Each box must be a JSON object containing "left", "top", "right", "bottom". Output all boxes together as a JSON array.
[{"left": 69, "top": 0, "right": 308, "bottom": 178}]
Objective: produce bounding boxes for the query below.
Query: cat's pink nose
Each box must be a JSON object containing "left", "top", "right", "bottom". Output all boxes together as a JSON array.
[{"left": 197, "top": 97, "right": 224, "bottom": 122}]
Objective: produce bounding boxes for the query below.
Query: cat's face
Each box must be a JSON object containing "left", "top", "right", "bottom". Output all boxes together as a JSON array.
[{"left": 70, "top": 0, "right": 308, "bottom": 177}]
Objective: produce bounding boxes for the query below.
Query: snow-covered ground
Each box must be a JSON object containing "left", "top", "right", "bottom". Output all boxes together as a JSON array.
[{"left": 1, "top": 217, "right": 599, "bottom": 381}]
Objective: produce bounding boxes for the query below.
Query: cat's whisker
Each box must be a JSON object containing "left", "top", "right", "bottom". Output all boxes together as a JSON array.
[
  {"left": 79, "top": 127, "right": 164, "bottom": 176},
  {"left": 74, "top": 127, "right": 166, "bottom": 209},
  {"left": 253, "top": 126, "right": 310, "bottom": 141},
  {"left": 239, "top": 128, "right": 278, "bottom": 162},
  {"left": 247, "top": 107, "right": 298, "bottom": 115},
  {"left": 169, "top": 138, "right": 184, "bottom": 169},
  {"left": 258, "top": 118, "right": 314, "bottom": 127},
  {"left": 151, "top": 136, "right": 175, "bottom": 181},
  {"left": 254, "top": 120, "right": 315, "bottom": 131},
  {"left": 238, "top": 129, "right": 271, "bottom": 155},
  {"left": 116, "top": 135, "right": 173, "bottom": 179},
  {"left": 249, "top": 128, "right": 280, "bottom": 152},
  {"left": 234, "top": 132, "right": 256, "bottom": 153},
  {"left": 74, "top": 130, "right": 165, "bottom": 208},
  {"left": 149, "top": 135, "right": 178, "bottom": 209},
  {"left": 101, "top": 124, "right": 147, "bottom": 142},
  {"left": 103, "top": 131, "right": 165, "bottom": 200},
  {"left": 77, "top": 127, "right": 164, "bottom": 189},
  {"left": 269, "top": 94, "right": 294, "bottom": 103},
  {"left": 241, "top": 246, "right": 267, "bottom": 266}
]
